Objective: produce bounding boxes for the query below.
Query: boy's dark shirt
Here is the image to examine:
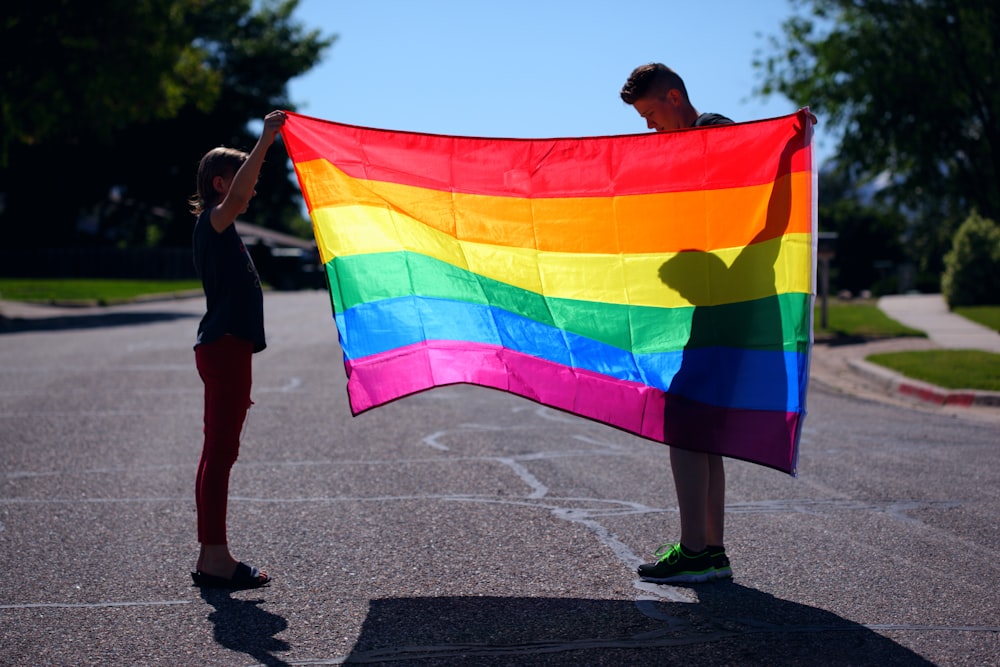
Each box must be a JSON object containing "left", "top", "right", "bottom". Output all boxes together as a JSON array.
[
  {"left": 193, "top": 210, "right": 266, "bottom": 352},
  {"left": 693, "top": 112, "right": 733, "bottom": 127}
]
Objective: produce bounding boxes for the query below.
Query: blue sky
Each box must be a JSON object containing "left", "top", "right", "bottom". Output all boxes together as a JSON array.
[{"left": 287, "top": 0, "right": 833, "bottom": 162}]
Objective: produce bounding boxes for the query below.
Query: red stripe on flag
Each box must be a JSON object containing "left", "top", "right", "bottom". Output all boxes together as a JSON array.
[{"left": 282, "top": 110, "right": 813, "bottom": 198}]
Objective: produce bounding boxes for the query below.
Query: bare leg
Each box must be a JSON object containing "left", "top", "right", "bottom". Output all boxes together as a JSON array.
[
  {"left": 706, "top": 454, "right": 726, "bottom": 547},
  {"left": 670, "top": 448, "right": 726, "bottom": 552},
  {"left": 196, "top": 544, "right": 239, "bottom": 578}
]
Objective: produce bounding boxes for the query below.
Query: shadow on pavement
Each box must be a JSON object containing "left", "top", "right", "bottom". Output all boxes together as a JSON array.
[
  {"left": 199, "top": 588, "right": 291, "bottom": 667},
  {"left": 0, "top": 311, "right": 197, "bottom": 334},
  {"left": 344, "top": 584, "right": 931, "bottom": 665}
]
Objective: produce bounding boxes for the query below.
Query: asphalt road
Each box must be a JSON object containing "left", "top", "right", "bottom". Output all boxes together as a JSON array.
[{"left": 1, "top": 291, "right": 998, "bottom": 666}]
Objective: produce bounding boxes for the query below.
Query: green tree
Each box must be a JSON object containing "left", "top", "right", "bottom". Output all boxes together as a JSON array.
[
  {"left": 755, "top": 0, "right": 999, "bottom": 280},
  {"left": 0, "top": 0, "right": 334, "bottom": 248},
  {"left": 0, "top": 0, "right": 219, "bottom": 164}
]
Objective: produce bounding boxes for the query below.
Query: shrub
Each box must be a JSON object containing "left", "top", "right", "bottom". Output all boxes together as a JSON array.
[{"left": 941, "top": 211, "right": 1000, "bottom": 308}]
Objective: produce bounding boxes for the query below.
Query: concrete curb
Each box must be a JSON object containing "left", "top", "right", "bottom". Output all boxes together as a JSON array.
[
  {"left": 848, "top": 358, "right": 1000, "bottom": 408},
  {"left": 20, "top": 289, "right": 204, "bottom": 309},
  {"left": 0, "top": 292, "right": 203, "bottom": 318}
]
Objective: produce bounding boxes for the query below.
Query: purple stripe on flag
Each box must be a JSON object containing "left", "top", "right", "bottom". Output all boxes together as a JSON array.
[{"left": 344, "top": 341, "right": 800, "bottom": 473}]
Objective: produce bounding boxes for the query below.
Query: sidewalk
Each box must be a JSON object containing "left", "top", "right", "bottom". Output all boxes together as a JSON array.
[
  {"left": 880, "top": 293, "right": 1000, "bottom": 353},
  {"left": 810, "top": 294, "right": 1000, "bottom": 420}
]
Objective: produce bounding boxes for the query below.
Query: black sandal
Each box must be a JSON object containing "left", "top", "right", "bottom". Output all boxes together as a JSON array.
[{"left": 191, "top": 562, "right": 271, "bottom": 590}]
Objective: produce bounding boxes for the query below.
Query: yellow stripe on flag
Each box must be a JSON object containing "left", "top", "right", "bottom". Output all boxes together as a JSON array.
[{"left": 312, "top": 205, "right": 811, "bottom": 308}]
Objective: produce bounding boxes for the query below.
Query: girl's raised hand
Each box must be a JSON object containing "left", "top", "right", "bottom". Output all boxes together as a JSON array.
[{"left": 262, "top": 110, "right": 287, "bottom": 140}]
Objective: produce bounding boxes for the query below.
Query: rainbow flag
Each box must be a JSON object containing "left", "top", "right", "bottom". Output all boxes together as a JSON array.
[{"left": 281, "top": 109, "right": 815, "bottom": 475}]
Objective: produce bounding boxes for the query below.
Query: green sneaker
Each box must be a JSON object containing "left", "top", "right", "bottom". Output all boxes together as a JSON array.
[
  {"left": 637, "top": 543, "right": 715, "bottom": 583},
  {"left": 707, "top": 546, "right": 732, "bottom": 580}
]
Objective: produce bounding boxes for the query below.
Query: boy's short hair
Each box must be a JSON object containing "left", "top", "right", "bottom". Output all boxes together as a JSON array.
[
  {"left": 189, "top": 147, "right": 248, "bottom": 216},
  {"left": 620, "top": 63, "right": 689, "bottom": 105}
]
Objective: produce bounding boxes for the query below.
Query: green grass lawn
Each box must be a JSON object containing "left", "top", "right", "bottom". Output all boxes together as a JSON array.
[
  {"left": 814, "top": 299, "right": 925, "bottom": 340},
  {"left": 0, "top": 278, "right": 201, "bottom": 306},
  {"left": 953, "top": 305, "right": 1000, "bottom": 333},
  {"left": 816, "top": 299, "right": 1000, "bottom": 392},
  {"left": 867, "top": 349, "right": 1000, "bottom": 391}
]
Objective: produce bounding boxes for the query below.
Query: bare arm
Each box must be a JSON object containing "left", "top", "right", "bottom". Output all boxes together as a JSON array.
[{"left": 209, "top": 110, "right": 287, "bottom": 233}]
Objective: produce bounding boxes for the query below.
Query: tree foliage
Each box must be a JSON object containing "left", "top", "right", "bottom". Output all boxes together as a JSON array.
[
  {"left": 0, "top": 0, "right": 335, "bottom": 248},
  {"left": 941, "top": 211, "right": 1000, "bottom": 307},
  {"left": 756, "top": 0, "right": 999, "bottom": 276},
  {"left": 0, "top": 0, "right": 218, "bottom": 160}
]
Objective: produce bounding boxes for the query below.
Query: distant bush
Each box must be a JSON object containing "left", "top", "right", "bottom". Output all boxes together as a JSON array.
[{"left": 941, "top": 211, "right": 1000, "bottom": 308}]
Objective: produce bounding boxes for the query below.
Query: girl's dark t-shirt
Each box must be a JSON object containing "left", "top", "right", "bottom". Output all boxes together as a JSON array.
[{"left": 192, "top": 210, "right": 266, "bottom": 352}]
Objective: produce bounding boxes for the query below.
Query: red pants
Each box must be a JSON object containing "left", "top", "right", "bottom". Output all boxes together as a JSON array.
[{"left": 195, "top": 335, "right": 253, "bottom": 545}]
